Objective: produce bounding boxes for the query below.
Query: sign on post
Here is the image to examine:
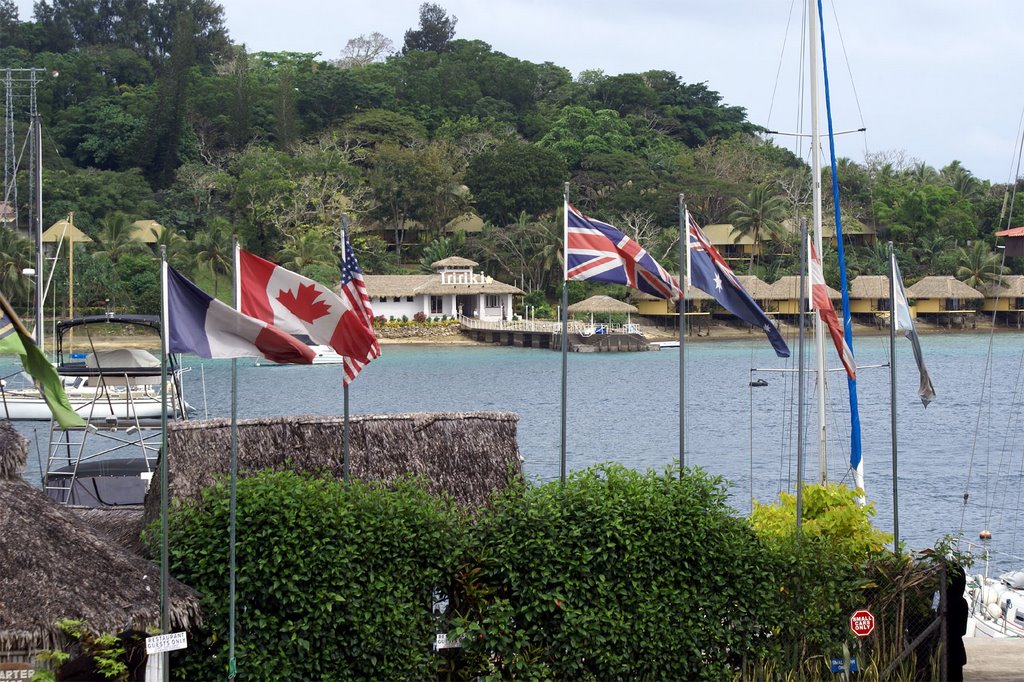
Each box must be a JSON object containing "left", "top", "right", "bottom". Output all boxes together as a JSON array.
[
  {"left": 849, "top": 609, "right": 875, "bottom": 637},
  {"left": 145, "top": 631, "right": 188, "bottom": 655}
]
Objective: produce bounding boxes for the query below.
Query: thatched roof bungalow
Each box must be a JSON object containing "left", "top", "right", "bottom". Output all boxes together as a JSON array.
[
  {"left": 143, "top": 412, "right": 523, "bottom": 526},
  {"left": 849, "top": 275, "right": 891, "bottom": 315},
  {"left": 0, "top": 422, "right": 200, "bottom": 664},
  {"left": 701, "top": 224, "right": 757, "bottom": 263},
  {"left": 979, "top": 275, "right": 1024, "bottom": 315},
  {"left": 904, "top": 276, "right": 982, "bottom": 315},
  {"left": 764, "top": 276, "right": 841, "bottom": 315}
]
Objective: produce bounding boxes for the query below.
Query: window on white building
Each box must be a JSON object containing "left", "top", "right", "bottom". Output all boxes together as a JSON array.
[
  {"left": 392, "top": 296, "right": 401, "bottom": 302},
  {"left": 486, "top": 294, "right": 499, "bottom": 308},
  {"left": 430, "top": 296, "right": 443, "bottom": 314},
  {"left": 406, "top": 296, "right": 414, "bottom": 302}
]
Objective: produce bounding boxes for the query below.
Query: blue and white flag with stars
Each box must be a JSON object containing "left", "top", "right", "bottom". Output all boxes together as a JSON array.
[{"left": 686, "top": 213, "right": 790, "bottom": 358}]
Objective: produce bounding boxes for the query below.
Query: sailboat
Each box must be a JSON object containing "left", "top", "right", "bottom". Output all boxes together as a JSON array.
[{"left": 0, "top": 216, "right": 189, "bottom": 421}]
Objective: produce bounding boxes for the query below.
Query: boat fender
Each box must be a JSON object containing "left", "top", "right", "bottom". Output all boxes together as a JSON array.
[
  {"left": 982, "top": 585, "right": 1000, "bottom": 605},
  {"left": 987, "top": 602, "right": 1003, "bottom": 620}
]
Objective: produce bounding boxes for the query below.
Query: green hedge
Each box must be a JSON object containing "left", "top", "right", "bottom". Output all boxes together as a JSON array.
[
  {"left": 154, "top": 467, "right": 909, "bottom": 680},
  {"left": 443, "top": 465, "right": 783, "bottom": 680},
  {"left": 155, "top": 470, "right": 465, "bottom": 681}
]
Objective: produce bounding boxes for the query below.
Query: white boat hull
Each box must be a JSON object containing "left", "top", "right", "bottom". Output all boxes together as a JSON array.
[
  {"left": 0, "top": 388, "right": 180, "bottom": 421},
  {"left": 965, "top": 574, "right": 1024, "bottom": 638}
]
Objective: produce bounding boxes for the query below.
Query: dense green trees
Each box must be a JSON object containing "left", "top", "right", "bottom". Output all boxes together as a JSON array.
[{"left": 2, "top": 0, "right": 1016, "bottom": 316}]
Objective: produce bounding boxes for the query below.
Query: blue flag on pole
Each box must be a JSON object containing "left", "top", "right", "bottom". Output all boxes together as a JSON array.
[{"left": 687, "top": 214, "right": 790, "bottom": 358}]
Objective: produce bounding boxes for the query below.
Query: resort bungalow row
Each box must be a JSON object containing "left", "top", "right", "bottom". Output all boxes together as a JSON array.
[
  {"left": 633, "top": 272, "right": 1020, "bottom": 330},
  {"left": 362, "top": 257, "right": 522, "bottom": 322}
]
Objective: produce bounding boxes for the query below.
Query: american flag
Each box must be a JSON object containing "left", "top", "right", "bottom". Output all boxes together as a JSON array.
[
  {"left": 565, "top": 203, "right": 682, "bottom": 301},
  {"left": 340, "top": 231, "right": 381, "bottom": 385}
]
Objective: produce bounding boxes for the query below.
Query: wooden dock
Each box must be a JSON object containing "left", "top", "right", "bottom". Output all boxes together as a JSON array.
[{"left": 459, "top": 318, "right": 653, "bottom": 352}]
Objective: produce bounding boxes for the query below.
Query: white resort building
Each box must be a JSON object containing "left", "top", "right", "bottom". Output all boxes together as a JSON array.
[{"left": 363, "top": 257, "right": 522, "bottom": 322}]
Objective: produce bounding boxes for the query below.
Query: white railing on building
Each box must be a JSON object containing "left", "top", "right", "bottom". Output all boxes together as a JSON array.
[{"left": 458, "top": 316, "right": 644, "bottom": 336}]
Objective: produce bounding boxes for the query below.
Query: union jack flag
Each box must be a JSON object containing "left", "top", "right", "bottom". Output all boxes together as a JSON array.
[
  {"left": 340, "top": 231, "right": 381, "bottom": 386},
  {"left": 687, "top": 213, "right": 790, "bottom": 358},
  {"left": 565, "top": 203, "right": 682, "bottom": 301}
]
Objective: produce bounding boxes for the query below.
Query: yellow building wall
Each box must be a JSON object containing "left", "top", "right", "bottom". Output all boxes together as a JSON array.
[
  {"left": 636, "top": 300, "right": 676, "bottom": 316},
  {"left": 850, "top": 299, "right": 876, "bottom": 314},
  {"left": 914, "top": 299, "right": 943, "bottom": 313},
  {"left": 981, "top": 298, "right": 1012, "bottom": 312}
]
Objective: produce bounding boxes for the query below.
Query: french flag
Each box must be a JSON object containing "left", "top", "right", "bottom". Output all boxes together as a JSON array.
[{"left": 165, "top": 264, "right": 315, "bottom": 364}]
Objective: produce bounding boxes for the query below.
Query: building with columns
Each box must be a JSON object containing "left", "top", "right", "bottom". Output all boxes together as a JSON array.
[{"left": 363, "top": 257, "right": 522, "bottom": 322}]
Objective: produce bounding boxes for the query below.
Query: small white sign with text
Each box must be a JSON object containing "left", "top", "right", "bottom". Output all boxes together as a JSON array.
[{"left": 145, "top": 632, "right": 188, "bottom": 655}]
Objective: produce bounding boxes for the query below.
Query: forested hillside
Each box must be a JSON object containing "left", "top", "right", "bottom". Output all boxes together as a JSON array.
[{"left": 1, "top": 0, "right": 1018, "bottom": 316}]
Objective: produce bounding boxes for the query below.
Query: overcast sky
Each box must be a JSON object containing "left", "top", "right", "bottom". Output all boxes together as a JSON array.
[{"left": 14, "top": 0, "right": 1024, "bottom": 183}]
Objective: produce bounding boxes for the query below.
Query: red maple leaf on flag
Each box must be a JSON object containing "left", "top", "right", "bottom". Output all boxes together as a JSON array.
[{"left": 276, "top": 283, "right": 332, "bottom": 323}]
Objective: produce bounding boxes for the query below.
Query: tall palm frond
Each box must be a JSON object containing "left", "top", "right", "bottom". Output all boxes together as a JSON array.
[
  {"left": 728, "top": 184, "right": 788, "bottom": 274},
  {"left": 956, "top": 241, "right": 1008, "bottom": 288}
]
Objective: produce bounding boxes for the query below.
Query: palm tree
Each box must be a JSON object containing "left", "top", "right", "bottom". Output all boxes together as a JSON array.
[
  {"left": 728, "top": 184, "right": 788, "bottom": 274},
  {"left": 0, "top": 228, "right": 33, "bottom": 308},
  {"left": 155, "top": 224, "right": 191, "bottom": 270},
  {"left": 418, "top": 231, "right": 465, "bottom": 273},
  {"left": 95, "top": 212, "right": 147, "bottom": 263},
  {"left": 956, "top": 241, "right": 1008, "bottom": 288},
  {"left": 277, "top": 230, "right": 337, "bottom": 275},
  {"left": 191, "top": 218, "right": 234, "bottom": 298}
]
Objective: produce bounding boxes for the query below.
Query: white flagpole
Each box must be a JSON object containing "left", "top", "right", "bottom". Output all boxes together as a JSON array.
[
  {"left": 560, "top": 183, "right": 569, "bottom": 483},
  {"left": 228, "top": 237, "right": 240, "bottom": 679},
  {"left": 158, "top": 247, "right": 170, "bottom": 682}
]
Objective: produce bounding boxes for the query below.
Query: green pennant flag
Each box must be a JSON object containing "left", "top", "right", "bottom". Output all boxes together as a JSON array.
[{"left": 0, "top": 292, "right": 86, "bottom": 428}]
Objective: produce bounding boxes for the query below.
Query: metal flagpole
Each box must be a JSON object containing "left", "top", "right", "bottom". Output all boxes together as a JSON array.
[
  {"left": 158, "top": 246, "right": 170, "bottom": 682},
  {"left": 888, "top": 242, "right": 899, "bottom": 552},
  {"left": 341, "top": 218, "right": 351, "bottom": 483},
  {"left": 678, "top": 194, "right": 686, "bottom": 475},
  {"left": 228, "top": 237, "right": 240, "bottom": 679},
  {"left": 796, "top": 218, "right": 808, "bottom": 533},
  {"left": 560, "top": 183, "right": 569, "bottom": 484}
]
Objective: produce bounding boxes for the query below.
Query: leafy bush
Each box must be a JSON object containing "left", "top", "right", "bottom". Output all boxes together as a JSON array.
[
  {"left": 154, "top": 471, "right": 465, "bottom": 681},
  {"left": 373, "top": 315, "right": 387, "bottom": 326},
  {"left": 413, "top": 311, "right": 427, "bottom": 323},
  {"left": 444, "top": 465, "right": 783, "bottom": 680},
  {"left": 750, "top": 483, "right": 894, "bottom": 661}
]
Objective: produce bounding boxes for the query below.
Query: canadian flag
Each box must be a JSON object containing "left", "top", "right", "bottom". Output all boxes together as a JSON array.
[
  {"left": 809, "top": 243, "right": 856, "bottom": 380},
  {"left": 237, "top": 248, "right": 379, "bottom": 374}
]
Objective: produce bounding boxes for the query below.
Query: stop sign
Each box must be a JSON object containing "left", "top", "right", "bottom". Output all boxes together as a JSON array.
[{"left": 850, "top": 609, "right": 875, "bottom": 637}]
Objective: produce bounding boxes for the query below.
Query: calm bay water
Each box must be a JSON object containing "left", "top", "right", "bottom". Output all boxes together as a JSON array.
[{"left": 10, "top": 330, "right": 1024, "bottom": 570}]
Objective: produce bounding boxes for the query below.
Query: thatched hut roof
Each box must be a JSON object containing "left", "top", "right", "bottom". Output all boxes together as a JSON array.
[
  {"left": 567, "top": 295, "right": 638, "bottom": 315},
  {"left": 735, "top": 275, "right": 773, "bottom": 300},
  {"left": 905, "top": 276, "right": 983, "bottom": 300},
  {"left": 431, "top": 256, "right": 478, "bottom": 269},
  {"left": 144, "top": 412, "right": 522, "bottom": 525},
  {"left": 0, "top": 423, "right": 201, "bottom": 654},
  {"left": 850, "top": 275, "right": 891, "bottom": 300},
  {"left": 980, "top": 275, "right": 1024, "bottom": 298},
  {"left": 129, "top": 219, "right": 164, "bottom": 243},
  {"left": 68, "top": 508, "right": 148, "bottom": 557},
  {"left": 765, "top": 275, "right": 840, "bottom": 300}
]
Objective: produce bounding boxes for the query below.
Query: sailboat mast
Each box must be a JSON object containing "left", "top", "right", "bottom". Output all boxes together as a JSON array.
[
  {"left": 32, "top": 73, "right": 44, "bottom": 351},
  {"left": 807, "top": 0, "right": 828, "bottom": 483}
]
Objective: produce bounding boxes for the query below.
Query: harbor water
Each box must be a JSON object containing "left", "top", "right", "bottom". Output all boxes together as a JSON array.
[{"left": 8, "top": 330, "right": 1024, "bottom": 570}]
